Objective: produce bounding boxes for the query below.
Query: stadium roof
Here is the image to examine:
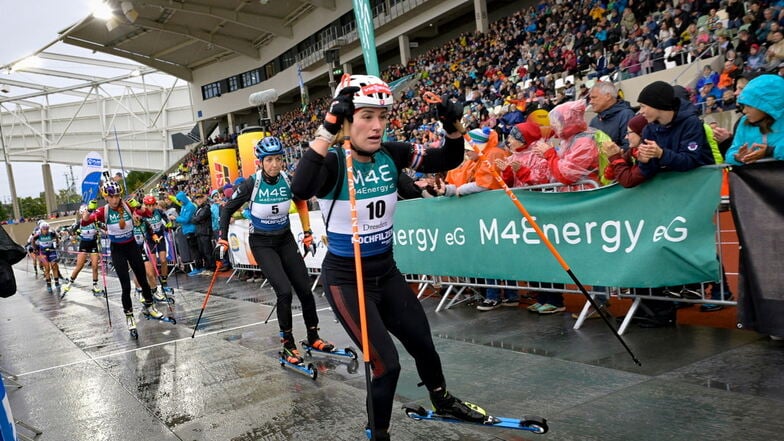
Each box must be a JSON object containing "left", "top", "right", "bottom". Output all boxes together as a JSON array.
[{"left": 55, "top": 0, "right": 335, "bottom": 82}]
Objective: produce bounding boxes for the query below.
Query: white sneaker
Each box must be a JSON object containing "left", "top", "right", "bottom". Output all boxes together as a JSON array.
[{"left": 476, "top": 299, "right": 501, "bottom": 311}]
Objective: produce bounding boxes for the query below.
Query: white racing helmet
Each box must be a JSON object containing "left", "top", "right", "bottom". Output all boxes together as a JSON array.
[{"left": 336, "top": 74, "right": 393, "bottom": 109}]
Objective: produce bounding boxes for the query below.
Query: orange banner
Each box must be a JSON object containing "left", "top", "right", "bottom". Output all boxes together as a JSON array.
[
  {"left": 237, "top": 127, "right": 269, "bottom": 178},
  {"left": 207, "top": 145, "right": 239, "bottom": 191}
]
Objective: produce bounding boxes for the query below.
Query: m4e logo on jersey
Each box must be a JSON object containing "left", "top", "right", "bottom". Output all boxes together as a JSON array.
[{"left": 353, "top": 164, "right": 395, "bottom": 186}]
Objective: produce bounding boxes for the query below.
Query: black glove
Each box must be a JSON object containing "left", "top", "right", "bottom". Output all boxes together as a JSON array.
[
  {"left": 436, "top": 94, "right": 465, "bottom": 134},
  {"left": 323, "top": 86, "right": 359, "bottom": 135},
  {"left": 213, "top": 239, "right": 229, "bottom": 262},
  {"left": 302, "top": 230, "right": 317, "bottom": 257}
]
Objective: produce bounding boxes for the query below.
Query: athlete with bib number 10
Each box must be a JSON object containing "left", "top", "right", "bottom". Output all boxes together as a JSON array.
[{"left": 290, "top": 74, "right": 520, "bottom": 440}]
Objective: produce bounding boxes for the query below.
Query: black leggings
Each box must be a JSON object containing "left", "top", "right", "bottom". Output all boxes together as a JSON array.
[
  {"left": 249, "top": 232, "right": 318, "bottom": 333},
  {"left": 111, "top": 240, "right": 152, "bottom": 312},
  {"left": 322, "top": 251, "right": 445, "bottom": 431}
]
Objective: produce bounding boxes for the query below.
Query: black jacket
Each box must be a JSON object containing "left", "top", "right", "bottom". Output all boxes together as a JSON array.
[{"left": 192, "top": 202, "right": 213, "bottom": 237}]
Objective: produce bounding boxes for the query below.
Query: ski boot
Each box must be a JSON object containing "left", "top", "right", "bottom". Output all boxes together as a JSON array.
[
  {"left": 152, "top": 288, "right": 173, "bottom": 304},
  {"left": 281, "top": 332, "right": 304, "bottom": 365},
  {"left": 429, "top": 389, "right": 487, "bottom": 423},
  {"left": 161, "top": 284, "right": 174, "bottom": 295},
  {"left": 60, "top": 282, "right": 71, "bottom": 299},
  {"left": 92, "top": 284, "right": 103, "bottom": 296},
  {"left": 142, "top": 302, "right": 164, "bottom": 320},
  {"left": 365, "top": 427, "right": 391, "bottom": 440},
  {"left": 125, "top": 312, "right": 138, "bottom": 339},
  {"left": 46, "top": 281, "right": 53, "bottom": 293},
  {"left": 136, "top": 287, "right": 145, "bottom": 303},
  {"left": 306, "top": 327, "right": 335, "bottom": 352}
]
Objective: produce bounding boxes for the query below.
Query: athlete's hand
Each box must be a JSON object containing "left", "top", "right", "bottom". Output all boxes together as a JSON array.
[
  {"left": 213, "top": 239, "right": 229, "bottom": 262},
  {"left": 436, "top": 94, "right": 465, "bottom": 134},
  {"left": 152, "top": 234, "right": 162, "bottom": 244},
  {"left": 87, "top": 199, "right": 98, "bottom": 211},
  {"left": 302, "top": 230, "right": 316, "bottom": 256},
  {"left": 323, "top": 86, "right": 359, "bottom": 135}
]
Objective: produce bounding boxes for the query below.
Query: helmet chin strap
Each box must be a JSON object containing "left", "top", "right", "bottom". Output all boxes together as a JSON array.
[
  {"left": 261, "top": 166, "right": 280, "bottom": 185},
  {"left": 351, "top": 144, "right": 376, "bottom": 158}
]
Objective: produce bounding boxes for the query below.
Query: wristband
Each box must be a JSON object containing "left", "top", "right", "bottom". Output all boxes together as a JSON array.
[{"left": 315, "top": 125, "right": 336, "bottom": 145}]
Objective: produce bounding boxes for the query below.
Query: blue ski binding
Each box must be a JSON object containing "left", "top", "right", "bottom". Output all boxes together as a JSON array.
[
  {"left": 300, "top": 340, "right": 358, "bottom": 360},
  {"left": 402, "top": 404, "right": 548, "bottom": 434},
  {"left": 278, "top": 352, "right": 317, "bottom": 380}
]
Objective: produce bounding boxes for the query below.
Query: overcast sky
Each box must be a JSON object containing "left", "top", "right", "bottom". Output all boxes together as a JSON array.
[{"left": 0, "top": 1, "right": 103, "bottom": 201}]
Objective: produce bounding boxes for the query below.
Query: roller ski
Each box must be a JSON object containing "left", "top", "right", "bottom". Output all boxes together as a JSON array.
[
  {"left": 141, "top": 303, "right": 176, "bottom": 324},
  {"left": 125, "top": 312, "right": 138, "bottom": 339},
  {"left": 278, "top": 332, "right": 317, "bottom": 380},
  {"left": 403, "top": 390, "right": 548, "bottom": 434},
  {"left": 300, "top": 340, "right": 357, "bottom": 360},
  {"left": 92, "top": 284, "right": 104, "bottom": 297}
]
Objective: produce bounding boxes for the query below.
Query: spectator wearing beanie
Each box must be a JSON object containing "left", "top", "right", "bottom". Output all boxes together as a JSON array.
[
  {"left": 601, "top": 114, "right": 650, "bottom": 188},
  {"left": 442, "top": 127, "right": 508, "bottom": 197},
  {"left": 635, "top": 81, "right": 715, "bottom": 180}
]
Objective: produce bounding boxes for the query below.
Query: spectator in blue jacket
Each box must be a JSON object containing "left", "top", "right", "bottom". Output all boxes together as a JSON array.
[
  {"left": 172, "top": 191, "right": 200, "bottom": 276},
  {"left": 635, "top": 81, "right": 716, "bottom": 179}
]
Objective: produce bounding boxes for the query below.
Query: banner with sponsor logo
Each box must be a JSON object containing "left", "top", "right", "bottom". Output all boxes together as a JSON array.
[
  {"left": 729, "top": 161, "right": 784, "bottom": 336},
  {"left": 81, "top": 151, "right": 104, "bottom": 204},
  {"left": 227, "top": 211, "right": 327, "bottom": 269},
  {"left": 393, "top": 167, "right": 723, "bottom": 287}
]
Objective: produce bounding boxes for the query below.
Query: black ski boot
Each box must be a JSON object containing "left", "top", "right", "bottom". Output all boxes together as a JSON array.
[
  {"left": 429, "top": 389, "right": 487, "bottom": 423},
  {"left": 307, "top": 327, "right": 335, "bottom": 352},
  {"left": 280, "top": 332, "right": 303, "bottom": 364}
]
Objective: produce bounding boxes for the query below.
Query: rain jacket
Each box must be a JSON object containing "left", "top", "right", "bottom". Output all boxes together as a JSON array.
[
  {"left": 543, "top": 100, "right": 599, "bottom": 188},
  {"left": 725, "top": 75, "right": 784, "bottom": 165},
  {"left": 638, "top": 99, "right": 714, "bottom": 178},
  {"left": 174, "top": 191, "right": 197, "bottom": 235}
]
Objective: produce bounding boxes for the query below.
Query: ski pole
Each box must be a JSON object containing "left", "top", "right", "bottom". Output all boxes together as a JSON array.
[
  {"left": 341, "top": 120, "right": 377, "bottom": 437},
  {"left": 263, "top": 304, "right": 277, "bottom": 324},
  {"left": 425, "top": 93, "right": 641, "bottom": 366},
  {"left": 98, "top": 238, "right": 112, "bottom": 328},
  {"left": 191, "top": 261, "right": 222, "bottom": 338},
  {"left": 168, "top": 230, "right": 181, "bottom": 289},
  {"left": 113, "top": 128, "right": 130, "bottom": 194},
  {"left": 144, "top": 240, "right": 175, "bottom": 316}
]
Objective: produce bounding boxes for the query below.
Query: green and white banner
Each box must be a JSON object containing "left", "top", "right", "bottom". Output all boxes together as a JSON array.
[{"left": 393, "top": 167, "right": 723, "bottom": 287}]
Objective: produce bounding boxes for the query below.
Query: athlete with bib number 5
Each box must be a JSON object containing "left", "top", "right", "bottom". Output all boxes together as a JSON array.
[
  {"left": 217, "top": 136, "right": 334, "bottom": 369},
  {"left": 291, "top": 74, "right": 489, "bottom": 440}
]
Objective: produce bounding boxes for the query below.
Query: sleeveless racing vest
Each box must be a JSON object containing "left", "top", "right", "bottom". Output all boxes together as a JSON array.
[
  {"left": 36, "top": 232, "right": 56, "bottom": 251},
  {"left": 79, "top": 221, "right": 99, "bottom": 241},
  {"left": 318, "top": 148, "right": 398, "bottom": 257},
  {"left": 146, "top": 209, "right": 166, "bottom": 234},
  {"left": 248, "top": 170, "right": 293, "bottom": 233},
  {"left": 104, "top": 204, "right": 134, "bottom": 243}
]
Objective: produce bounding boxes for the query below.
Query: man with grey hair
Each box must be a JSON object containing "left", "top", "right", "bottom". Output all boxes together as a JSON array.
[{"left": 589, "top": 81, "right": 636, "bottom": 150}]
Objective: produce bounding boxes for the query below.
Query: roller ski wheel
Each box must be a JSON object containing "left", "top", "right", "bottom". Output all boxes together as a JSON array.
[
  {"left": 300, "top": 340, "right": 357, "bottom": 360},
  {"left": 129, "top": 329, "right": 139, "bottom": 339},
  {"left": 278, "top": 352, "right": 318, "bottom": 380},
  {"left": 402, "top": 404, "right": 548, "bottom": 434}
]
